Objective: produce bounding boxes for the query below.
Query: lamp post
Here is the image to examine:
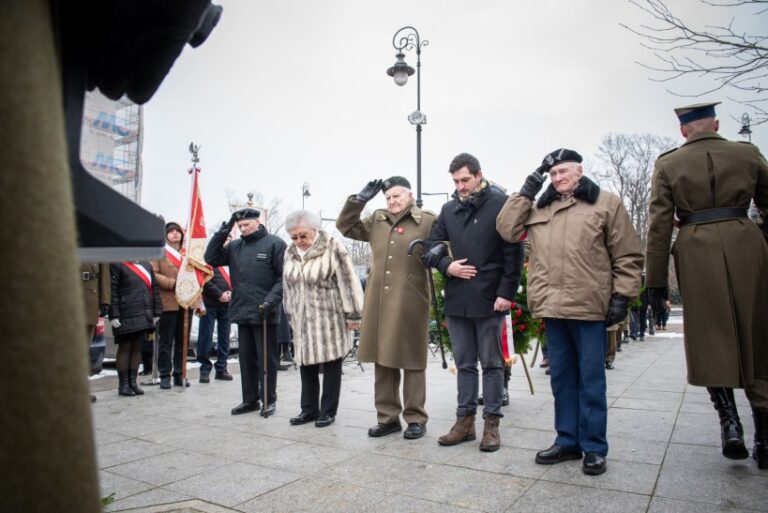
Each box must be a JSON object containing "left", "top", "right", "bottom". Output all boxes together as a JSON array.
[
  {"left": 302, "top": 182, "right": 311, "bottom": 209},
  {"left": 387, "top": 26, "right": 428, "bottom": 208},
  {"left": 738, "top": 113, "right": 752, "bottom": 143}
]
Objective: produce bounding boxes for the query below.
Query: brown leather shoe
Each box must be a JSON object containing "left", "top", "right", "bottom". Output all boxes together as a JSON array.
[
  {"left": 479, "top": 414, "right": 500, "bottom": 452},
  {"left": 438, "top": 414, "right": 476, "bottom": 446}
]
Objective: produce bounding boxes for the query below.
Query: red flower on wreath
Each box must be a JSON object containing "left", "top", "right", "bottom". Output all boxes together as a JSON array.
[
  {"left": 515, "top": 308, "right": 523, "bottom": 318},
  {"left": 518, "top": 323, "right": 526, "bottom": 332}
]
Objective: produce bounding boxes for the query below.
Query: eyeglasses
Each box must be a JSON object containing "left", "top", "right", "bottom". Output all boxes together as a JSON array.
[{"left": 290, "top": 233, "right": 312, "bottom": 241}]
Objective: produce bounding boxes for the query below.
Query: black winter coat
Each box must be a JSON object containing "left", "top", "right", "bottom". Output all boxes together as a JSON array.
[
  {"left": 202, "top": 266, "right": 232, "bottom": 307},
  {"left": 428, "top": 184, "right": 525, "bottom": 318},
  {"left": 109, "top": 262, "right": 162, "bottom": 336},
  {"left": 204, "top": 225, "right": 286, "bottom": 325}
]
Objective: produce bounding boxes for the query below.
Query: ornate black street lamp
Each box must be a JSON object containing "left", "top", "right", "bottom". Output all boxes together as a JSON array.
[
  {"left": 302, "top": 181, "right": 311, "bottom": 209},
  {"left": 387, "top": 26, "right": 428, "bottom": 208},
  {"left": 738, "top": 113, "right": 752, "bottom": 143}
]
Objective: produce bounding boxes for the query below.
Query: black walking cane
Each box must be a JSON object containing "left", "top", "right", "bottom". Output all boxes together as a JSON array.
[
  {"left": 259, "top": 304, "right": 270, "bottom": 418},
  {"left": 408, "top": 239, "right": 448, "bottom": 369}
]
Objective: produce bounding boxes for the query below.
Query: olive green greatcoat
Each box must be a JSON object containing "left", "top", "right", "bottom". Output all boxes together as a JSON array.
[
  {"left": 79, "top": 263, "right": 110, "bottom": 332},
  {"left": 336, "top": 197, "right": 437, "bottom": 370},
  {"left": 646, "top": 132, "right": 768, "bottom": 387}
]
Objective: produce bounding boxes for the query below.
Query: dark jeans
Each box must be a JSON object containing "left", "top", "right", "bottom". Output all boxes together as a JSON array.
[
  {"left": 446, "top": 315, "right": 505, "bottom": 418},
  {"left": 197, "top": 304, "right": 230, "bottom": 374},
  {"left": 158, "top": 309, "right": 191, "bottom": 378},
  {"left": 238, "top": 323, "right": 279, "bottom": 405},
  {"left": 546, "top": 318, "right": 608, "bottom": 455},
  {"left": 299, "top": 358, "right": 343, "bottom": 417}
]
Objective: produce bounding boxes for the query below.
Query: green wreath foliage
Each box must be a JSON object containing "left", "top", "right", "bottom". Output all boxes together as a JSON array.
[{"left": 428, "top": 264, "right": 546, "bottom": 356}]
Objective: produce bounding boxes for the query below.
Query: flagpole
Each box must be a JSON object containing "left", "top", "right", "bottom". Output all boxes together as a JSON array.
[{"left": 180, "top": 143, "right": 201, "bottom": 390}]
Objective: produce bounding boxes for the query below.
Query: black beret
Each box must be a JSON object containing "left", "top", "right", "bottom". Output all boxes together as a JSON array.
[
  {"left": 382, "top": 176, "right": 411, "bottom": 192},
  {"left": 543, "top": 148, "right": 583, "bottom": 168},
  {"left": 233, "top": 208, "right": 260, "bottom": 220}
]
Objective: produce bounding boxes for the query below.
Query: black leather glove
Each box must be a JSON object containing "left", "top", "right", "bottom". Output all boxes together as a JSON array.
[
  {"left": 647, "top": 286, "right": 667, "bottom": 313},
  {"left": 220, "top": 214, "right": 236, "bottom": 234},
  {"left": 259, "top": 302, "right": 273, "bottom": 316},
  {"left": 421, "top": 243, "right": 448, "bottom": 268},
  {"left": 519, "top": 166, "right": 547, "bottom": 200},
  {"left": 606, "top": 293, "right": 630, "bottom": 327},
  {"left": 99, "top": 304, "right": 110, "bottom": 318},
  {"left": 356, "top": 179, "right": 383, "bottom": 203}
]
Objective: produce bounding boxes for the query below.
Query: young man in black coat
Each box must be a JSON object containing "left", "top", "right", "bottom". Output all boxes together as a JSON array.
[
  {"left": 423, "top": 153, "right": 525, "bottom": 452},
  {"left": 204, "top": 208, "right": 286, "bottom": 417}
]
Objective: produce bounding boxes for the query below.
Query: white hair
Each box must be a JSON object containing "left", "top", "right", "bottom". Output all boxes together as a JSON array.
[{"left": 285, "top": 210, "right": 322, "bottom": 231}]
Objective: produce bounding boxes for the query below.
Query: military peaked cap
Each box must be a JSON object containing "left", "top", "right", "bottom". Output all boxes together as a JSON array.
[
  {"left": 674, "top": 102, "right": 720, "bottom": 125},
  {"left": 232, "top": 208, "right": 260, "bottom": 220}
]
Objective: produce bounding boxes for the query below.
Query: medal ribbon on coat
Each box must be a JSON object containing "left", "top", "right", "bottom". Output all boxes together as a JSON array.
[{"left": 123, "top": 262, "right": 153, "bottom": 292}]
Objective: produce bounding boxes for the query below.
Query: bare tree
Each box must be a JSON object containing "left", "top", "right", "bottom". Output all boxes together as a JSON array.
[
  {"left": 223, "top": 189, "right": 286, "bottom": 235},
  {"left": 623, "top": 0, "right": 768, "bottom": 123},
  {"left": 593, "top": 133, "right": 676, "bottom": 248}
]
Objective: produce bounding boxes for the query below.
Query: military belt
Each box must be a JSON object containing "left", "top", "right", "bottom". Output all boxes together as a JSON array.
[
  {"left": 81, "top": 271, "right": 99, "bottom": 281},
  {"left": 678, "top": 207, "right": 747, "bottom": 227}
]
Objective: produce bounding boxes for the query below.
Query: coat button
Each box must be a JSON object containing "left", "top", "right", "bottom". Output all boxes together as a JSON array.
[
  {"left": 385, "top": 285, "right": 389, "bottom": 290},
  {"left": 390, "top": 240, "right": 394, "bottom": 244},
  {"left": 388, "top": 256, "right": 392, "bottom": 259},
  {"left": 386, "top": 271, "right": 390, "bottom": 274}
]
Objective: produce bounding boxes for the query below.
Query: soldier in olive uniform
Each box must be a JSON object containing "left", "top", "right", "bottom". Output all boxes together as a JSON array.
[
  {"left": 646, "top": 102, "right": 768, "bottom": 470},
  {"left": 79, "top": 263, "right": 110, "bottom": 401},
  {"left": 337, "top": 176, "right": 437, "bottom": 440}
]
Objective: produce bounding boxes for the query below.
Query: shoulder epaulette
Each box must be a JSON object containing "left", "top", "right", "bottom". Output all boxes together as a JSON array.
[{"left": 657, "top": 147, "right": 678, "bottom": 159}]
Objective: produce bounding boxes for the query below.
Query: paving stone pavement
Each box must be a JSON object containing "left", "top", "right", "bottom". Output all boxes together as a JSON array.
[{"left": 90, "top": 314, "right": 768, "bottom": 513}]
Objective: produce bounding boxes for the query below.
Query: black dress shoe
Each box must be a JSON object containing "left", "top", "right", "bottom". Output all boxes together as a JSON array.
[
  {"left": 231, "top": 402, "right": 260, "bottom": 415},
  {"left": 502, "top": 389, "right": 510, "bottom": 406},
  {"left": 368, "top": 422, "right": 402, "bottom": 437},
  {"left": 199, "top": 373, "right": 210, "bottom": 384},
  {"left": 315, "top": 415, "right": 335, "bottom": 427},
  {"left": 535, "top": 444, "right": 583, "bottom": 465},
  {"left": 215, "top": 370, "right": 234, "bottom": 381},
  {"left": 605, "top": 361, "right": 614, "bottom": 370},
  {"left": 403, "top": 423, "right": 426, "bottom": 439},
  {"left": 160, "top": 376, "right": 171, "bottom": 389},
  {"left": 582, "top": 452, "right": 607, "bottom": 475},
  {"left": 290, "top": 412, "right": 317, "bottom": 425},
  {"left": 261, "top": 403, "right": 276, "bottom": 418},
  {"left": 173, "top": 376, "right": 190, "bottom": 387}
]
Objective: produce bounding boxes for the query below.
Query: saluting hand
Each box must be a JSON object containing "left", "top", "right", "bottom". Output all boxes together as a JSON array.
[
  {"left": 356, "top": 179, "right": 383, "bottom": 203},
  {"left": 447, "top": 258, "right": 477, "bottom": 280}
]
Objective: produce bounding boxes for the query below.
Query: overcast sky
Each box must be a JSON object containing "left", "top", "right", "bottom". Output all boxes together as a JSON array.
[{"left": 139, "top": 0, "right": 767, "bottom": 231}]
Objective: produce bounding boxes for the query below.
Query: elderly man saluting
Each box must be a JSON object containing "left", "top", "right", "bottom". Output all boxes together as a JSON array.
[
  {"left": 205, "top": 208, "right": 286, "bottom": 417},
  {"left": 497, "top": 149, "right": 643, "bottom": 475},
  {"left": 337, "top": 176, "right": 437, "bottom": 440}
]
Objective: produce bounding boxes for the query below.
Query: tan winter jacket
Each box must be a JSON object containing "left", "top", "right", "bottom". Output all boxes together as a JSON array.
[
  {"left": 151, "top": 257, "right": 180, "bottom": 312},
  {"left": 496, "top": 177, "right": 643, "bottom": 321}
]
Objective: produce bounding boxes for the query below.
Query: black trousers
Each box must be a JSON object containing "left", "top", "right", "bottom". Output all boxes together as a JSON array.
[
  {"left": 299, "top": 358, "right": 343, "bottom": 417},
  {"left": 238, "top": 323, "right": 279, "bottom": 405},
  {"left": 157, "top": 309, "right": 190, "bottom": 378}
]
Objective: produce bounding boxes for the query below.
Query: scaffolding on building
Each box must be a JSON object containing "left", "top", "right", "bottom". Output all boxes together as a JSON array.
[{"left": 79, "top": 91, "right": 143, "bottom": 203}]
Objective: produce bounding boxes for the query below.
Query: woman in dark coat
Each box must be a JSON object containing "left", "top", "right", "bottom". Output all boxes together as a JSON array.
[{"left": 109, "top": 261, "right": 163, "bottom": 396}]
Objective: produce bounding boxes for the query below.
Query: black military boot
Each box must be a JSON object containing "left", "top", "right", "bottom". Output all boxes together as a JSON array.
[
  {"left": 707, "top": 387, "right": 748, "bottom": 459},
  {"left": 118, "top": 371, "right": 135, "bottom": 397},
  {"left": 128, "top": 369, "right": 144, "bottom": 395},
  {"left": 753, "top": 407, "right": 768, "bottom": 470}
]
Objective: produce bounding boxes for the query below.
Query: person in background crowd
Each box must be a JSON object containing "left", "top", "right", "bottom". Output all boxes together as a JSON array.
[
  {"left": 646, "top": 102, "right": 768, "bottom": 469},
  {"left": 109, "top": 261, "right": 162, "bottom": 397},
  {"left": 337, "top": 176, "right": 437, "bottom": 440},
  {"left": 152, "top": 221, "right": 190, "bottom": 389},
  {"left": 422, "top": 153, "right": 525, "bottom": 452},
  {"left": 497, "top": 148, "right": 642, "bottom": 475},
  {"left": 629, "top": 279, "right": 648, "bottom": 341},
  {"left": 80, "top": 263, "right": 110, "bottom": 402},
  {"left": 283, "top": 210, "right": 365, "bottom": 427},
  {"left": 205, "top": 208, "right": 286, "bottom": 417},
  {"left": 197, "top": 265, "right": 233, "bottom": 383}
]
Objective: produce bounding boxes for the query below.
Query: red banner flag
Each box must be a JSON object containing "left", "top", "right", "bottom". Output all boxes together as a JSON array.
[{"left": 175, "top": 166, "right": 214, "bottom": 308}]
